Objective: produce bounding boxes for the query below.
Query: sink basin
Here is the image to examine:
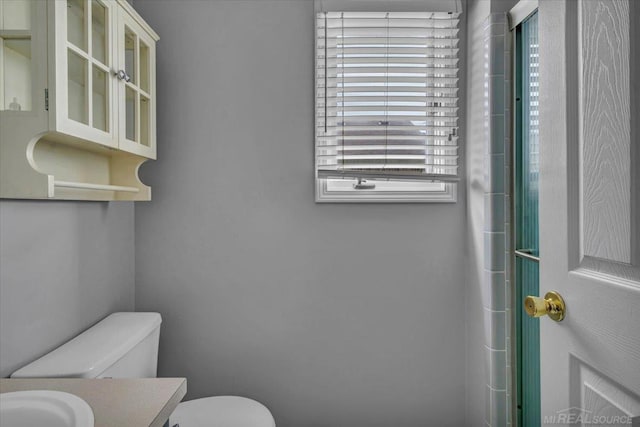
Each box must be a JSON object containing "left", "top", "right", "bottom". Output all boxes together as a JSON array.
[{"left": 0, "top": 390, "right": 94, "bottom": 427}]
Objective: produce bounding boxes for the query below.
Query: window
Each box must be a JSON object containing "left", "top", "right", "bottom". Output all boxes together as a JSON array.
[{"left": 315, "top": 10, "right": 460, "bottom": 202}]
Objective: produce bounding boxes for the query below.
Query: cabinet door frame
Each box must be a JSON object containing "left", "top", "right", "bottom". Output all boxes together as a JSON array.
[
  {"left": 49, "top": 0, "right": 118, "bottom": 149},
  {"left": 116, "top": 7, "right": 156, "bottom": 160}
]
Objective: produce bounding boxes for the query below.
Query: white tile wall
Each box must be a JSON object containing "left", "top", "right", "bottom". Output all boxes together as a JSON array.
[{"left": 481, "top": 13, "right": 511, "bottom": 427}]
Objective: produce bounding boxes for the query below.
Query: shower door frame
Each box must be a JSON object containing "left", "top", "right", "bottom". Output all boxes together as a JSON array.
[{"left": 508, "top": 1, "right": 539, "bottom": 426}]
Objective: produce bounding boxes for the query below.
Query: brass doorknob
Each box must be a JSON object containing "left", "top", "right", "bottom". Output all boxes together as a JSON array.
[{"left": 524, "top": 291, "right": 566, "bottom": 322}]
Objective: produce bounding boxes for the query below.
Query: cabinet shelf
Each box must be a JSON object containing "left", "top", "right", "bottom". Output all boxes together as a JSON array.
[
  {"left": 54, "top": 181, "right": 140, "bottom": 193},
  {"left": 0, "top": 29, "right": 31, "bottom": 38}
]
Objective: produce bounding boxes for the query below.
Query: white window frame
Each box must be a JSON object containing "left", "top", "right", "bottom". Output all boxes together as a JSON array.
[
  {"left": 316, "top": 178, "right": 456, "bottom": 203},
  {"left": 314, "top": 6, "right": 461, "bottom": 203}
]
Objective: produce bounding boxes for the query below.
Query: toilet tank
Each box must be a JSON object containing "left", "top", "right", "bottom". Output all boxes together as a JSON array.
[{"left": 11, "top": 312, "right": 161, "bottom": 379}]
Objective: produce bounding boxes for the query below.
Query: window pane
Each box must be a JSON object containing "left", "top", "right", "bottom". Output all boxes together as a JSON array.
[
  {"left": 140, "top": 95, "right": 150, "bottom": 146},
  {"left": 139, "top": 41, "right": 150, "bottom": 93},
  {"left": 68, "top": 50, "right": 88, "bottom": 124},
  {"left": 125, "top": 86, "right": 136, "bottom": 141},
  {"left": 67, "top": 0, "right": 86, "bottom": 51},
  {"left": 91, "top": 0, "right": 107, "bottom": 64},
  {"left": 315, "top": 11, "right": 460, "bottom": 187},
  {"left": 124, "top": 27, "right": 136, "bottom": 85},
  {"left": 92, "top": 65, "right": 107, "bottom": 131}
]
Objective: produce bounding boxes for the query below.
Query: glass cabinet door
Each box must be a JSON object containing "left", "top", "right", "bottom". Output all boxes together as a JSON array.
[
  {"left": 60, "top": 0, "right": 116, "bottom": 147},
  {"left": 117, "top": 9, "right": 155, "bottom": 159},
  {"left": 1, "top": 0, "right": 33, "bottom": 112}
]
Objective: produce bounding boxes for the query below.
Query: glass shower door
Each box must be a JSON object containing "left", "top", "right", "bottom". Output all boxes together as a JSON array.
[{"left": 514, "top": 10, "right": 540, "bottom": 427}]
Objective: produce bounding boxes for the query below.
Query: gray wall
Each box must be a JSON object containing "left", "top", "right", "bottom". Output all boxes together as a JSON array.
[
  {"left": 0, "top": 0, "right": 137, "bottom": 379},
  {"left": 0, "top": 201, "right": 135, "bottom": 377},
  {"left": 133, "top": 1, "right": 467, "bottom": 426}
]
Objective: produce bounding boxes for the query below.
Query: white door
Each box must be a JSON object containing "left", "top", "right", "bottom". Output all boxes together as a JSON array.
[{"left": 538, "top": 0, "right": 640, "bottom": 425}]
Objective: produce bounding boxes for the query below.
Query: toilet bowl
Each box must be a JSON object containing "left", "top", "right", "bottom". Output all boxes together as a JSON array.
[
  {"left": 172, "top": 396, "right": 274, "bottom": 427},
  {"left": 11, "top": 312, "right": 275, "bottom": 427}
]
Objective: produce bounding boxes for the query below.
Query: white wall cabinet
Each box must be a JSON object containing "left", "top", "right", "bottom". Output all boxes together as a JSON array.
[{"left": 0, "top": 0, "right": 159, "bottom": 200}]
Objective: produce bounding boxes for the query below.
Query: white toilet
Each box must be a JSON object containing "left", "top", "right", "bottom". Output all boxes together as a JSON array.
[{"left": 11, "top": 312, "right": 275, "bottom": 427}]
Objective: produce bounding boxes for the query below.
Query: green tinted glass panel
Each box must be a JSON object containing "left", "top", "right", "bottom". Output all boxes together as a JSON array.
[
  {"left": 517, "top": 11, "right": 540, "bottom": 258},
  {"left": 515, "top": 11, "right": 540, "bottom": 427},
  {"left": 517, "top": 257, "right": 540, "bottom": 427}
]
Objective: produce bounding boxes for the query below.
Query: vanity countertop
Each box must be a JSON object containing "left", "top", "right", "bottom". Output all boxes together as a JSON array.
[{"left": 0, "top": 377, "right": 187, "bottom": 427}]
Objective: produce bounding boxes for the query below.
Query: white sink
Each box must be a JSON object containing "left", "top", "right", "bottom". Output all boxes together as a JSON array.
[{"left": 0, "top": 390, "right": 94, "bottom": 427}]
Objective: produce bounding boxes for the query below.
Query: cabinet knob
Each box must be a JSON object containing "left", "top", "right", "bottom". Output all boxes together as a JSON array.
[{"left": 115, "top": 69, "right": 131, "bottom": 83}]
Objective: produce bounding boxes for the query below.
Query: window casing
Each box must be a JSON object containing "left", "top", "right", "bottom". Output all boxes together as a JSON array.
[{"left": 315, "top": 11, "right": 461, "bottom": 202}]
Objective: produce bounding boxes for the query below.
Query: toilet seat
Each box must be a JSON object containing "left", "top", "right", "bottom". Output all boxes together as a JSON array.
[{"left": 171, "top": 396, "right": 275, "bottom": 427}]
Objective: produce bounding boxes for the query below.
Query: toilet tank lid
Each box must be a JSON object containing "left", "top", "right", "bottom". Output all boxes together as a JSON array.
[{"left": 11, "top": 312, "right": 162, "bottom": 379}]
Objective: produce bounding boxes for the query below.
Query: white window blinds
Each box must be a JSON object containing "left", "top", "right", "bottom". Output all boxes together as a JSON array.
[{"left": 315, "top": 11, "right": 460, "bottom": 182}]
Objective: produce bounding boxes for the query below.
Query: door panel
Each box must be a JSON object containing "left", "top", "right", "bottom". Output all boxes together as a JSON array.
[
  {"left": 54, "top": 0, "right": 117, "bottom": 148},
  {"left": 539, "top": 0, "right": 640, "bottom": 425},
  {"left": 579, "top": 0, "right": 631, "bottom": 265},
  {"left": 117, "top": 9, "right": 156, "bottom": 159},
  {"left": 569, "top": 0, "right": 639, "bottom": 283},
  {"left": 569, "top": 357, "right": 640, "bottom": 424}
]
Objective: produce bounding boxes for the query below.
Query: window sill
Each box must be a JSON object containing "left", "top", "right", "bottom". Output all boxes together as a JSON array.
[{"left": 315, "top": 179, "right": 457, "bottom": 203}]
